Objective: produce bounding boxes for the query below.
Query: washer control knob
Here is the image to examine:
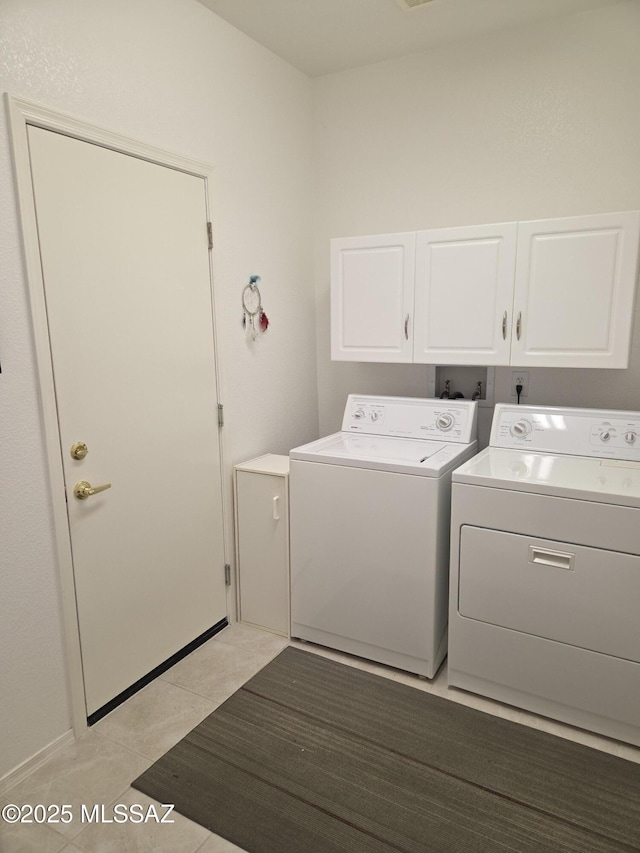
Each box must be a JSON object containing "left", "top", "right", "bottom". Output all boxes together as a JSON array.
[
  {"left": 436, "top": 413, "right": 454, "bottom": 431},
  {"left": 370, "top": 410, "right": 380, "bottom": 422},
  {"left": 600, "top": 430, "right": 612, "bottom": 442},
  {"left": 510, "top": 420, "right": 531, "bottom": 438},
  {"left": 625, "top": 431, "right": 637, "bottom": 445},
  {"left": 353, "top": 408, "right": 365, "bottom": 421}
]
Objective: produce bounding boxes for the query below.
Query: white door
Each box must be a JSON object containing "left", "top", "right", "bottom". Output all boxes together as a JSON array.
[
  {"left": 330, "top": 232, "right": 415, "bottom": 362},
  {"left": 512, "top": 211, "right": 640, "bottom": 368},
  {"left": 413, "top": 223, "right": 517, "bottom": 365},
  {"left": 236, "top": 468, "right": 289, "bottom": 636},
  {"left": 27, "top": 126, "right": 227, "bottom": 717}
]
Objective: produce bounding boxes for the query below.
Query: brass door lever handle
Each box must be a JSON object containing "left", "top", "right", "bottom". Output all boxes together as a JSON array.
[{"left": 74, "top": 480, "right": 112, "bottom": 500}]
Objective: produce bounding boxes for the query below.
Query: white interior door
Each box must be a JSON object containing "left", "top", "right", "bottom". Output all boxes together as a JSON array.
[{"left": 27, "top": 126, "right": 227, "bottom": 717}]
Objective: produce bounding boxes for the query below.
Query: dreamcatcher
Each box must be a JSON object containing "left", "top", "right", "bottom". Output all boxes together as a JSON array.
[{"left": 242, "top": 275, "right": 269, "bottom": 341}]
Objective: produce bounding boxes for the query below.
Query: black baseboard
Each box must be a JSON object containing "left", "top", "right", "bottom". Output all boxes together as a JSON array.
[{"left": 87, "top": 617, "right": 229, "bottom": 726}]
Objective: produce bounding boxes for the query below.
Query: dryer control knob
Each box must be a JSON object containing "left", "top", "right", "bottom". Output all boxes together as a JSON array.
[
  {"left": 625, "top": 431, "right": 637, "bottom": 444},
  {"left": 510, "top": 420, "right": 531, "bottom": 438},
  {"left": 436, "top": 413, "right": 454, "bottom": 431}
]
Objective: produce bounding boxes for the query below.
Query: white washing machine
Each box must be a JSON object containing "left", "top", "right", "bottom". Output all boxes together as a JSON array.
[
  {"left": 290, "top": 395, "right": 477, "bottom": 678},
  {"left": 449, "top": 403, "right": 640, "bottom": 746}
]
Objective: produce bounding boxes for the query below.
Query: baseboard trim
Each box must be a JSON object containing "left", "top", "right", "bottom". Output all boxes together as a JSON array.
[{"left": 0, "top": 729, "right": 75, "bottom": 795}]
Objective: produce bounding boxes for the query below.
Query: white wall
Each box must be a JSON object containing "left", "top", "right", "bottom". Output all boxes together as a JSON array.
[
  {"left": 0, "top": 0, "right": 317, "bottom": 780},
  {"left": 313, "top": 0, "right": 640, "bottom": 444}
]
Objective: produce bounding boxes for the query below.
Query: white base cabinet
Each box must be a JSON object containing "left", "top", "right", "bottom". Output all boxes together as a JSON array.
[
  {"left": 331, "top": 210, "right": 640, "bottom": 369},
  {"left": 234, "top": 454, "right": 290, "bottom": 637}
]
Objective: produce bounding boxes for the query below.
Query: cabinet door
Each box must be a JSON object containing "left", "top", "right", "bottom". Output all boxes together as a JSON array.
[
  {"left": 236, "top": 471, "right": 289, "bottom": 636},
  {"left": 512, "top": 211, "right": 640, "bottom": 368},
  {"left": 413, "top": 223, "right": 517, "bottom": 365},
  {"left": 331, "top": 232, "right": 415, "bottom": 362}
]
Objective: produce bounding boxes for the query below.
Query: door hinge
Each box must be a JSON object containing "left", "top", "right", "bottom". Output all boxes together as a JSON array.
[
  {"left": 207, "top": 222, "right": 213, "bottom": 250},
  {"left": 224, "top": 563, "right": 231, "bottom": 586},
  {"left": 218, "top": 403, "right": 224, "bottom": 428}
]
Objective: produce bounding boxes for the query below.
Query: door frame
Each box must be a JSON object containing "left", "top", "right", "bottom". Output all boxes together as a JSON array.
[{"left": 6, "top": 94, "right": 229, "bottom": 737}]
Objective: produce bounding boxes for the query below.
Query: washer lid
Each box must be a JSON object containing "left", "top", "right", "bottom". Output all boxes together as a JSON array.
[
  {"left": 291, "top": 432, "right": 476, "bottom": 476},
  {"left": 453, "top": 446, "right": 640, "bottom": 508}
]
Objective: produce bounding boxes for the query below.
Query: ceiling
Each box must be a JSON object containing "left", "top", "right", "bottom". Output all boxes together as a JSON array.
[{"left": 195, "top": 0, "right": 624, "bottom": 77}]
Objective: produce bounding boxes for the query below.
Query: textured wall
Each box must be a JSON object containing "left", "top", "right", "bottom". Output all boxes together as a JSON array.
[
  {"left": 0, "top": 0, "right": 317, "bottom": 779},
  {"left": 313, "top": 1, "right": 640, "bottom": 441}
]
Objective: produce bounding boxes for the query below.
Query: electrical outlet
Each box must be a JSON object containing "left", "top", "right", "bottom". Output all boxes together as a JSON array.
[{"left": 511, "top": 370, "right": 529, "bottom": 398}]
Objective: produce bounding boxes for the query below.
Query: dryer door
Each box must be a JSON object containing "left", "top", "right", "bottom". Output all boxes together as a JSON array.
[{"left": 458, "top": 526, "right": 640, "bottom": 662}]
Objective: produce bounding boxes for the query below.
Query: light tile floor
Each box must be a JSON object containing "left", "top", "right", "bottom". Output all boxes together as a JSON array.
[{"left": 2, "top": 622, "right": 639, "bottom": 853}]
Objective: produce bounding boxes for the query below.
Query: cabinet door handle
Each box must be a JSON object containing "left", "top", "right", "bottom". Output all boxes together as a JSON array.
[
  {"left": 404, "top": 314, "right": 410, "bottom": 340},
  {"left": 502, "top": 311, "right": 507, "bottom": 340},
  {"left": 516, "top": 311, "right": 522, "bottom": 341},
  {"left": 272, "top": 495, "right": 280, "bottom": 521}
]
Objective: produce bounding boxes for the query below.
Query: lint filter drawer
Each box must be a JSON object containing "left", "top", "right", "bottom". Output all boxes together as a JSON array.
[{"left": 458, "top": 526, "right": 640, "bottom": 662}]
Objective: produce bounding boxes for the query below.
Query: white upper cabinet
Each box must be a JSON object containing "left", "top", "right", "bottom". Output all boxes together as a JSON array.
[
  {"left": 330, "top": 211, "right": 640, "bottom": 369},
  {"left": 512, "top": 211, "right": 640, "bottom": 368},
  {"left": 413, "top": 223, "right": 517, "bottom": 365},
  {"left": 331, "top": 232, "right": 415, "bottom": 362}
]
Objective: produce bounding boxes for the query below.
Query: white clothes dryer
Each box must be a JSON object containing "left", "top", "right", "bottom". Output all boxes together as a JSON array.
[
  {"left": 290, "top": 395, "right": 477, "bottom": 678},
  {"left": 449, "top": 403, "right": 640, "bottom": 746}
]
